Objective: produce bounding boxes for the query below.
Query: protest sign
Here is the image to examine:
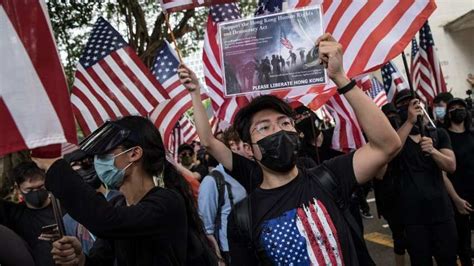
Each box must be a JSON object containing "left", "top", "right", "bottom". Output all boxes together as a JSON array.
[{"left": 218, "top": 6, "right": 326, "bottom": 96}]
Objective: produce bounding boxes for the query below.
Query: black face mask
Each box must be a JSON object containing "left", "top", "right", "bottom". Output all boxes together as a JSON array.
[
  {"left": 256, "top": 130, "right": 300, "bottom": 173},
  {"left": 450, "top": 109, "right": 467, "bottom": 124},
  {"left": 22, "top": 188, "right": 49, "bottom": 209}
]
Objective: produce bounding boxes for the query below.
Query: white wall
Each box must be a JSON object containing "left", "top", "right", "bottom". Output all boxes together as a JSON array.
[{"left": 391, "top": 0, "right": 474, "bottom": 99}]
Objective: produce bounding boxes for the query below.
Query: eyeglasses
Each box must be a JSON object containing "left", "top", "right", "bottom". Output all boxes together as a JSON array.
[{"left": 251, "top": 117, "right": 295, "bottom": 137}]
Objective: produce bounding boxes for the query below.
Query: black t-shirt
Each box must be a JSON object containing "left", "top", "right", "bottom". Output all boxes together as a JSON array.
[
  {"left": 228, "top": 152, "right": 359, "bottom": 265},
  {"left": 397, "top": 128, "right": 454, "bottom": 225},
  {"left": 447, "top": 130, "right": 474, "bottom": 198},
  {"left": 0, "top": 200, "right": 57, "bottom": 265},
  {"left": 46, "top": 159, "right": 188, "bottom": 266}
]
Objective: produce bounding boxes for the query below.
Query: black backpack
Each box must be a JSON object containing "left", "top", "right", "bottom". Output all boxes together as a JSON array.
[
  {"left": 231, "top": 165, "right": 375, "bottom": 265},
  {"left": 209, "top": 170, "right": 235, "bottom": 251}
]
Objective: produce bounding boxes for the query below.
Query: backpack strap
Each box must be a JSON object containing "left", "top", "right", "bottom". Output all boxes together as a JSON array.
[{"left": 210, "top": 169, "right": 238, "bottom": 254}]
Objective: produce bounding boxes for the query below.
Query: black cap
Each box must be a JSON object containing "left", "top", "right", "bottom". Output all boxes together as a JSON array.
[
  {"left": 447, "top": 98, "right": 467, "bottom": 110},
  {"left": 178, "top": 144, "right": 194, "bottom": 155},
  {"left": 394, "top": 89, "right": 414, "bottom": 105},
  {"left": 381, "top": 103, "right": 398, "bottom": 115}
]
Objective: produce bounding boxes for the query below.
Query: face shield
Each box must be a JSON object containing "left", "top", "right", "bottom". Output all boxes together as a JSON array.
[{"left": 79, "top": 121, "right": 135, "bottom": 156}]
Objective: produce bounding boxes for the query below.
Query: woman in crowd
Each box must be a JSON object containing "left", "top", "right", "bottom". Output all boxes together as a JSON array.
[
  {"left": 33, "top": 116, "right": 215, "bottom": 265},
  {"left": 443, "top": 98, "right": 474, "bottom": 266}
]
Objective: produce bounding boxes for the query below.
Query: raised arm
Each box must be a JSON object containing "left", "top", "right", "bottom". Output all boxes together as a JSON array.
[
  {"left": 177, "top": 65, "right": 234, "bottom": 171},
  {"left": 317, "top": 33, "right": 401, "bottom": 184},
  {"left": 37, "top": 159, "right": 185, "bottom": 239}
]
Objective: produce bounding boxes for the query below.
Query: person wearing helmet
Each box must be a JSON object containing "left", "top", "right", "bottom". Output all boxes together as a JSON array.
[{"left": 32, "top": 116, "right": 216, "bottom": 266}]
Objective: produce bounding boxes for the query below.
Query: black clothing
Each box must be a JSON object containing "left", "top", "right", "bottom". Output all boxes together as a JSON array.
[
  {"left": 0, "top": 199, "right": 58, "bottom": 265},
  {"left": 454, "top": 206, "right": 474, "bottom": 266},
  {"left": 405, "top": 221, "right": 457, "bottom": 266},
  {"left": 298, "top": 128, "right": 343, "bottom": 166},
  {"left": 0, "top": 225, "right": 35, "bottom": 266},
  {"left": 383, "top": 208, "right": 406, "bottom": 255},
  {"left": 46, "top": 159, "right": 188, "bottom": 266},
  {"left": 191, "top": 164, "right": 209, "bottom": 180},
  {"left": 319, "top": 128, "right": 344, "bottom": 162},
  {"left": 397, "top": 128, "right": 454, "bottom": 225},
  {"left": 373, "top": 161, "right": 406, "bottom": 255},
  {"left": 228, "top": 152, "right": 360, "bottom": 265},
  {"left": 447, "top": 129, "right": 474, "bottom": 266},
  {"left": 447, "top": 130, "right": 474, "bottom": 198}
]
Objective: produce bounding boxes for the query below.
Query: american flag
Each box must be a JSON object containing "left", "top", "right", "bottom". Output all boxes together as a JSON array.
[
  {"left": 1, "top": 0, "right": 77, "bottom": 156},
  {"left": 412, "top": 21, "right": 447, "bottom": 104},
  {"left": 203, "top": 3, "right": 243, "bottom": 120},
  {"left": 260, "top": 199, "right": 344, "bottom": 265},
  {"left": 325, "top": 94, "right": 366, "bottom": 152},
  {"left": 367, "top": 77, "right": 389, "bottom": 108},
  {"left": 280, "top": 28, "right": 293, "bottom": 50},
  {"left": 381, "top": 61, "right": 410, "bottom": 103},
  {"left": 149, "top": 41, "right": 196, "bottom": 151},
  {"left": 180, "top": 115, "right": 198, "bottom": 143},
  {"left": 71, "top": 17, "right": 168, "bottom": 135},
  {"left": 169, "top": 121, "right": 182, "bottom": 161}
]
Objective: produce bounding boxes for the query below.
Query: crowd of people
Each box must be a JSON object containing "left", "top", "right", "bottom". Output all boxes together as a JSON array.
[{"left": 0, "top": 33, "right": 473, "bottom": 266}]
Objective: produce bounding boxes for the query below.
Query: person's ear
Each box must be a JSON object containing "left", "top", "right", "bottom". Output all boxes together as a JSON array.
[{"left": 129, "top": 146, "right": 143, "bottom": 162}]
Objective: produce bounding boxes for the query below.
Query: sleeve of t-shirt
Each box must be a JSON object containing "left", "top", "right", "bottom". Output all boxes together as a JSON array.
[
  {"left": 198, "top": 176, "right": 218, "bottom": 235},
  {"left": 436, "top": 128, "right": 452, "bottom": 150},
  {"left": 319, "top": 152, "right": 357, "bottom": 202},
  {"left": 227, "top": 211, "right": 259, "bottom": 266},
  {"left": 227, "top": 152, "right": 262, "bottom": 193}
]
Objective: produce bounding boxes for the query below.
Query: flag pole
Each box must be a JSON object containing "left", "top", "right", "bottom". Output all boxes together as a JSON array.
[
  {"left": 164, "top": 12, "right": 183, "bottom": 63},
  {"left": 401, "top": 52, "right": 425, "bottom": 137}
]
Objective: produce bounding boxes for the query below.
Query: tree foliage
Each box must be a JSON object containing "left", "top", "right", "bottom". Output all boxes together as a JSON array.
[{"left": 46, "top": 0, "right": 257, "bottom": 87}]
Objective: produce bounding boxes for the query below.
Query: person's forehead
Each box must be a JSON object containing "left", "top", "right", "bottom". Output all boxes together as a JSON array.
[
  {"left": 251, "top": 109, "right": 288, "bottom": 126},
  {"left": 20, "top": 175, "right": 45, "bottom": 188},
  {"left": 435, "top": 101, "right": 447, "bottom": 107}
]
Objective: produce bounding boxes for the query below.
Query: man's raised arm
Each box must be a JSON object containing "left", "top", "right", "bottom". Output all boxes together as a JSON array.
[
  {"left": 317, "top": 33, "right": 401, "bottom": 184},
  {"left": 177, "top": 65, "right": 234, "bottom": 171}
]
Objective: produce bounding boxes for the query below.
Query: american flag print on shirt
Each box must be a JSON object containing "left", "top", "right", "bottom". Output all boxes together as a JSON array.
[{"left": 260, "top": 198, "right": 343, "bottom": 265}]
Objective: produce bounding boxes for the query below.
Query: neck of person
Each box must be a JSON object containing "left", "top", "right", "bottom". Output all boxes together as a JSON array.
[
  {"left": 260, "top": 166, "right": 299, "bottom": 189},
  {"left": 449, "top": 122, "right": 465, "bottom": 133},
  {"left": 120, "top": 169, "right": 155, "bottom": 206}
]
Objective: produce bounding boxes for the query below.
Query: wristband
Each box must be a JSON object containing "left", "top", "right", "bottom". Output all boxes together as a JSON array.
[{"left": 337, "top": 79, "right": 356, "bottom": 95}]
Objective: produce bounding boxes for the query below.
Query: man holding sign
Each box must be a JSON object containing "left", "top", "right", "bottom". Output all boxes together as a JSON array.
[{"left": 179, "top": 33, "right": 401, "bottom": 265}]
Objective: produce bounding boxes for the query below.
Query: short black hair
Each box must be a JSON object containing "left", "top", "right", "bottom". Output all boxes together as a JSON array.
[
  {"left": 10, "top": 162, "right": 45, "bottom": 185},
  {"left": 178, "top": 143, "right": 194, "bottom": 155},
  {"left": 234, "top": 95, "right": 294, "bottom": 143},
  {"left": 433, "top": 92, "right": 453, "bottom": 104}
]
